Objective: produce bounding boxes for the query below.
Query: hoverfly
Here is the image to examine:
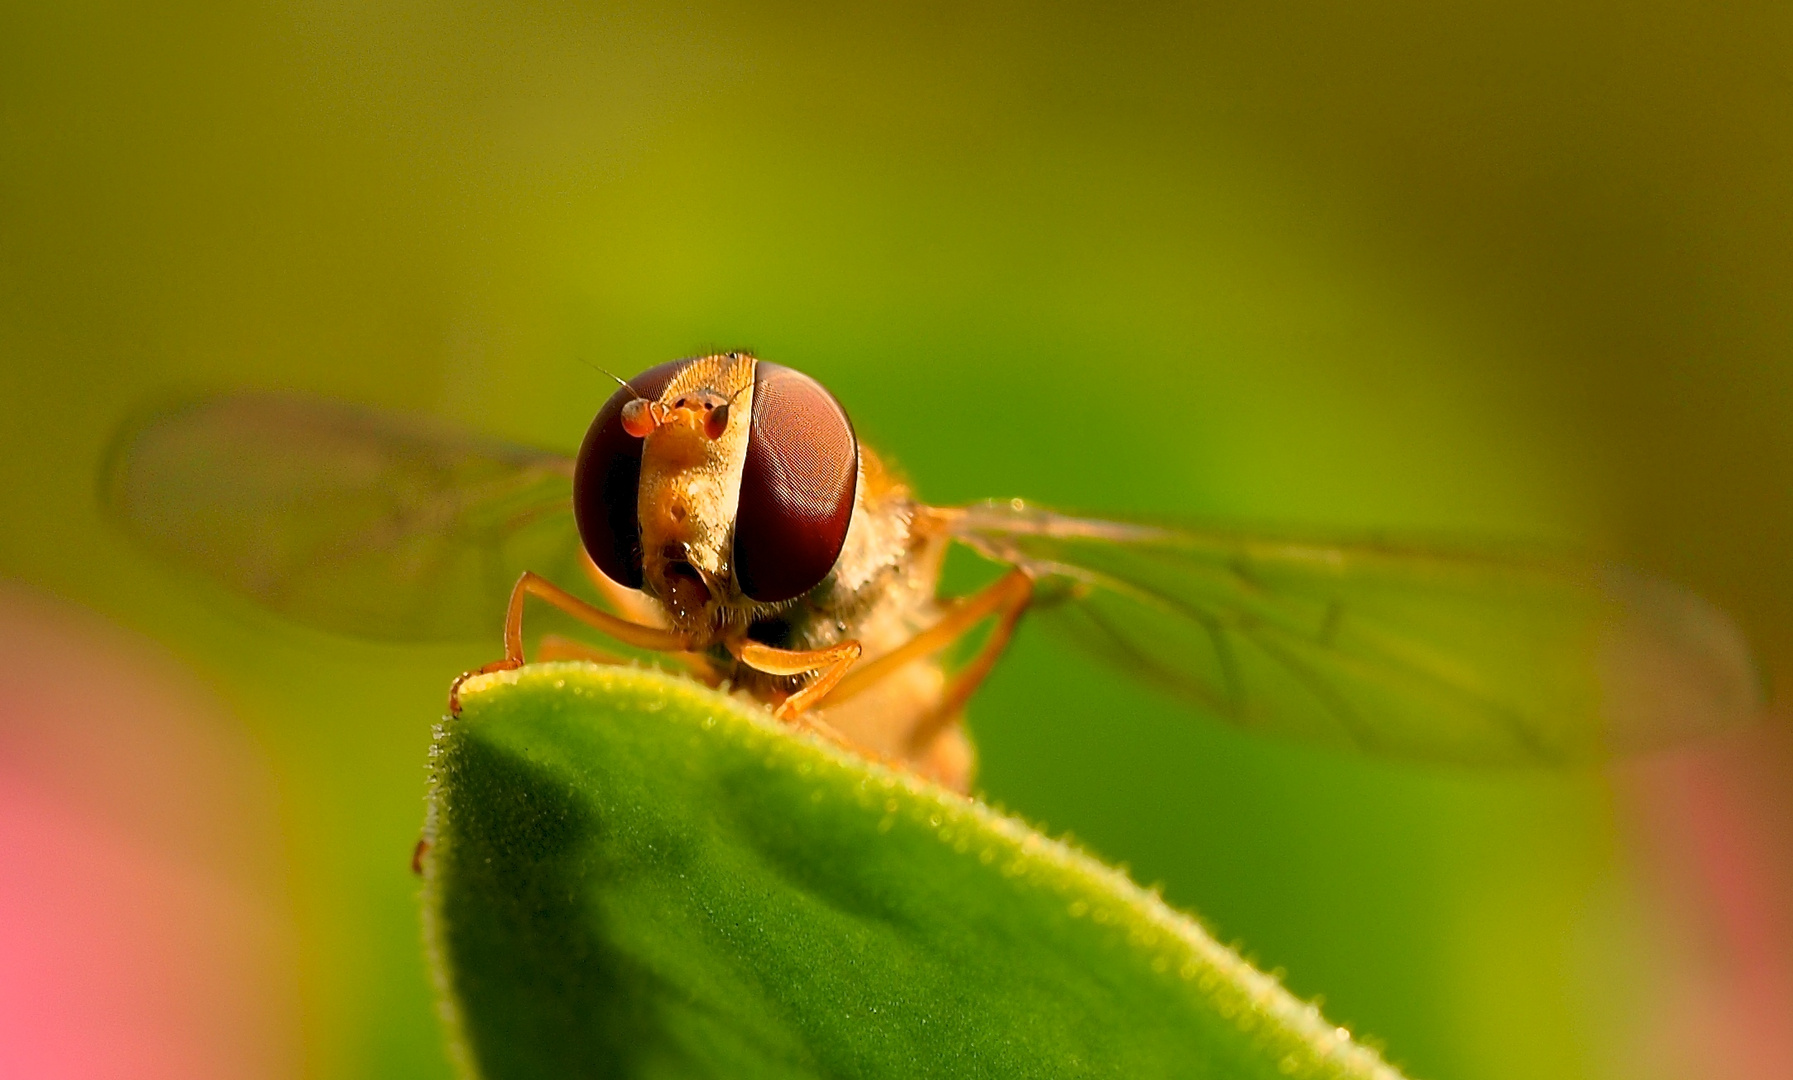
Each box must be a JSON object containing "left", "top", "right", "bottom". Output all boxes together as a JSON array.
[{"left": 103, "top": 352, "right": 1763, "bottom": 793}]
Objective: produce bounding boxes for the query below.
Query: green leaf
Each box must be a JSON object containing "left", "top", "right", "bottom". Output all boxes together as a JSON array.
[{"left": 422, "top": 663, "right": 1410, "bottom": 1080}]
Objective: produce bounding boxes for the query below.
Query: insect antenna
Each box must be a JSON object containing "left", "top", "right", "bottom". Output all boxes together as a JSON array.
[{"left": 575, "top": 357, "right": 647, "bottom": 402}]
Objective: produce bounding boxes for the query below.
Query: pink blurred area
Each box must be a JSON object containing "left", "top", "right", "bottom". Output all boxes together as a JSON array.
[
  {"left": 1611, "top": 713, "right": 1793, "bottom": 1080},
  {"left": 0, "top": 584, "right": 300, "bottom": 1080}
]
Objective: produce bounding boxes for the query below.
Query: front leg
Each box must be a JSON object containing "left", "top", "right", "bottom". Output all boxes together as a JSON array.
[
  {"left": 731, "top": 638, "right": 864, "bottom": 720},
  {"left": 536, "top": 634, "right": 726, "bottom": 684},
  {"left": 450, "top": 571, "right": 695, "bottom": 713}
]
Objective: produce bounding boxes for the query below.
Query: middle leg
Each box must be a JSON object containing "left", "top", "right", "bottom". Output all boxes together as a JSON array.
[{"left": 827, "top": 568, "right": 1033, "bottom": 711}]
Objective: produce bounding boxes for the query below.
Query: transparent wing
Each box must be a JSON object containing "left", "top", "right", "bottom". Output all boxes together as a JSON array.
[
  {"left": 101, "top": 394, "right": 585, "bottom": 642},
  {"left": 952, "top": 500, "right": 1762, "bottom": 765}
]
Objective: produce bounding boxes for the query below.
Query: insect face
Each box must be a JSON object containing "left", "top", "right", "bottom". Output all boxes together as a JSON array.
[
  {"left": 573, "top": 352, "right": 755, "bottom": 627},
  {"left": 572, "top": 352, "right": 859, "bottom": 632},
  {"left": 635, "top": 354, "right": 758, "bottom": 624}
]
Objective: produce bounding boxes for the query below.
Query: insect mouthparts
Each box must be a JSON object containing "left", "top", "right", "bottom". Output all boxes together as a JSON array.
[{"left": 661, "top": 558, "right": 712, "bottom": 621}]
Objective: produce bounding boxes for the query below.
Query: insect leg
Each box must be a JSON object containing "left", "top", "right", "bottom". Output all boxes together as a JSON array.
[
  {"left": 904, "top": 571, "right": 1034, "bottom": 754},
  {"left": 534, "top": 633, "right": 633, "bottom": 665},
  {"left": 450, "top": 571, "right": 694, "bottom": 713},
  {"left": 827, "top": 568, "right": 1034, "bottom": 710},
  {"left": 732, "top": 639, "right": 864, "bottom": 720},
  {"left": 503, "top": 571, "right": 693, "bottom": 659},
  {"left": 536, "top": 633, "right": 725, "bottom": 683}
]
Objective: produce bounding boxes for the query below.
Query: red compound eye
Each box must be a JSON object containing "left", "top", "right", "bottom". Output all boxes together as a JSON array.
[
  {"left": 732, "top": 363, "right": 858, "bottom": 603},
  {"left": 572, "top": 359, "right": 686, "bottom": 587}
]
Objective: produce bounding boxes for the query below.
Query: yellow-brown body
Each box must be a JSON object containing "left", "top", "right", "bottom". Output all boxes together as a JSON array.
[{"left": 620, "top": 353, "right": 987, "bottom": 790}]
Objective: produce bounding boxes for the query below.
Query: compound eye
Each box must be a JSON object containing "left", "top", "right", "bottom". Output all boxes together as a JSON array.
[
  {"left": 572, "top": 359, "right": 687, "bottom": 587},
  {"left": 733, "top": 363, "right": 858, "bottom": 603}
]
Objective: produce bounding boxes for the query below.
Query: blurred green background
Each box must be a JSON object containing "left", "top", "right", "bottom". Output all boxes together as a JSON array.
[{"left": 2, "top": 3, "right": 1790, "bottom": 1078}]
